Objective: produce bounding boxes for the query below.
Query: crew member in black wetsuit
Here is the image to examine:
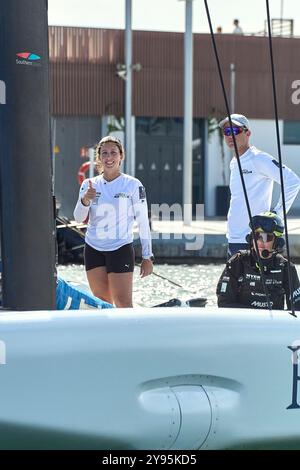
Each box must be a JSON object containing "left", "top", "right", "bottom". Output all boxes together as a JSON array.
[{"left": 216, "top": 212, "right": 300, "bottom": 309}]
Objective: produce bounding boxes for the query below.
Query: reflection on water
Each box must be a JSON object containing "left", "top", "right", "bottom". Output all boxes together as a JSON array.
[{"left": 58, "top": 263, "right": 225, "bottom": 308}]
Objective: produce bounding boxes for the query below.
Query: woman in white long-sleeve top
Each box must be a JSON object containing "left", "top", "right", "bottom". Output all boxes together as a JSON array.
[{"left": 74, "top": 135, "right": 153, "bottom": 307}]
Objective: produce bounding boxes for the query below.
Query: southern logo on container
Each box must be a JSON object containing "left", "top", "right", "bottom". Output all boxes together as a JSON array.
[{"left": 16, "top": 52, "right": 41, "bottom": 66}]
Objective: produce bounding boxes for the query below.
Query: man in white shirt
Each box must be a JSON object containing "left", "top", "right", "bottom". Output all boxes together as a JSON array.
[
  {"left": 233, "top": 19, "right": 243, "bottom": 35},
  {"left": 219, "top": 113, "right": 300, "bottom": 258}
]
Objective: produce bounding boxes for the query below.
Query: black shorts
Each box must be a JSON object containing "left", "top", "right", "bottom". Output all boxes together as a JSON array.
[{"left": 84, "top": 243, "right": 135, "bottom": 274}]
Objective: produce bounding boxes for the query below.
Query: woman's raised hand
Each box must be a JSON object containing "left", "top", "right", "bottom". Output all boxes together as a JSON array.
[{"left": 82, "top": 180, "right": 97, "bottom": 206}]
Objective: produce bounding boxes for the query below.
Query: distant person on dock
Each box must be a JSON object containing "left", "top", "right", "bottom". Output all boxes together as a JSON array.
[
  {"left": 232, "top": 19, "right": 243, "bottom": 35},
  {"left": 219, "top": 113, "right": 300, "bottom": 259},
  {"left": 216, "top": 212, "right": 300, "bottom": 310},
  {"left": 74, "top": 135, "right": 153, "bottom": 308}
]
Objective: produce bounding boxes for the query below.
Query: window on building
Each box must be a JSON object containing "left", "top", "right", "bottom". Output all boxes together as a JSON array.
[
  {"left": 283, "top": 121, "right": 300, "bottom": 145},
  {"left": 149, "top": 118, "right": 168, "bottom": 136},
  {"left": 136, "top": 117, "right": 150, "bottom": 135}
]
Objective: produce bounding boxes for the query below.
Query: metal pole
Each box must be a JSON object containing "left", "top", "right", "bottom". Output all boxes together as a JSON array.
[
  {"left": 0, "top": 0, "right": 56, "bottom": 310},
  {"left": 131, "top": 116, "right": 136, "bottom": 177},
  {"left": 52, "top": 117, "right": 57, "bottom": 191},
  {"left": 125, "top": 0, "right": 132, "bottom": 175},
  {"left": 230, "top": 63, "right": 236, "bottom": 113},
  {"left": 183, "top": 0, "right": 193, "bottom": 225},
  {"left": 88, "top": 148, "right": 95, "bottom": 178},
  {"left": 280, "top": 0, "right": 284, "bottom": 35}
]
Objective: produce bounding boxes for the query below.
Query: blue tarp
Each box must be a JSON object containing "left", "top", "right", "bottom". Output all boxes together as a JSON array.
[{"left": 56, "top": 277, "right": 113, "bottom": 310}]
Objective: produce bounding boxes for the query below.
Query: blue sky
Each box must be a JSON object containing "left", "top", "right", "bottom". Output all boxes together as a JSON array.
[{"left": 48, "top": 0, "right": 300, "bottom": 35}]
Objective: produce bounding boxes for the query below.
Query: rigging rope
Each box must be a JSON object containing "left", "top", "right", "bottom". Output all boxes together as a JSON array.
[
  {"left": 265, "top": 0, "right": 296, "bottom": 317},
  {"left": 203, "top": 0, "right": 273, "bottom": 313}
]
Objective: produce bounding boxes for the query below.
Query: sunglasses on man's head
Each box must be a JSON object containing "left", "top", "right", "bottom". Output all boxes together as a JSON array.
[
  {"left": 223, "top": 126, "right": 245, "bottom": 137},
  {"left": 254, "top": 231, "right": 275, "bottom": 243}
]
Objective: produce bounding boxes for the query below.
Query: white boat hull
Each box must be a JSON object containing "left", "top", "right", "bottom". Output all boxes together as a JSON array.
[{"left": 0, "top": 307, "right": 299, "bottom": 449}]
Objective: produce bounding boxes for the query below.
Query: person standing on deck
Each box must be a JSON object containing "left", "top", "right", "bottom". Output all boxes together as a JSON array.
[
  {"left": 219, "top": 114, "right": 300, "bottom": 259},
  {"left": 74, "top": 136, "right": 153, "bottom": 308}
]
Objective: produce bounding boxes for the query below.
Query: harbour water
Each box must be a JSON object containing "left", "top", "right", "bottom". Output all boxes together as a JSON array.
[
  {"left": 58, "top": 262, "right": 300, "bottom": 308},
  {"left": 57, "top": 263, "right": 232, "bottom": 308}
]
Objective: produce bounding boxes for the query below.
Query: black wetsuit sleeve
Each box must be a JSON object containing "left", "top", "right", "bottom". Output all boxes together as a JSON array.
[
  {"left": 216, "top": 255, "right": 246, "bottom": 308},
  {"left": 284, "top": 263, "right": 300, "bottom": 311}
]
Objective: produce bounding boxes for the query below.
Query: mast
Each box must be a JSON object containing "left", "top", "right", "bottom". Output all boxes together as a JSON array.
[{"left": 0, "top": 0, "right": 56, "bottom": 310}]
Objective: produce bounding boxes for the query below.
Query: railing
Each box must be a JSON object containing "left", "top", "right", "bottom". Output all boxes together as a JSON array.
[{"left": 262, "top": 18, "right": 294, "bottom": 37}]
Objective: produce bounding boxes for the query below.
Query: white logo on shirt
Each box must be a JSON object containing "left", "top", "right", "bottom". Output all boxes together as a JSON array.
[{"left": 221, "top": 282, "right": 227, "bottom": 293}]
